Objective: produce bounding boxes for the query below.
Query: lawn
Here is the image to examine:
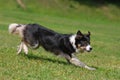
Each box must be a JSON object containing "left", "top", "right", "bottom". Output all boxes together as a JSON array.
[{"left": 0, "top": 0, "right": 120, "bottom": 80}]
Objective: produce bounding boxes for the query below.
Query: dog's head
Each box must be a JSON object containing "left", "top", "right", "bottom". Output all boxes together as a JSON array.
[
  {"left": 70, "top": 30, "right": 92, "bottom": 53},
  {"left": 75, "top": 30, "right": 92, "bottom": 52}
]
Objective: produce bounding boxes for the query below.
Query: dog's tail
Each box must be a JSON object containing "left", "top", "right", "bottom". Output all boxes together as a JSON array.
[
  {"left": 8, "top": 23, "right": 26, "bottom": 38},
  {"left": 9, "top": 23, "right": 18, "bottom": 34},
  {"left": 8, "top": 23, "right": 21, "bottom": 34}
]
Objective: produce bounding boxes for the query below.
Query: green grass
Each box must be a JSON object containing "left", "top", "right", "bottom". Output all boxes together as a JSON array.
[{"left": 0, "top": 0, "right": 120, "bottom": 80}]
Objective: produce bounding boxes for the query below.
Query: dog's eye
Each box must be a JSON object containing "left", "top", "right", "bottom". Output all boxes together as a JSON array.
[{"left": 81, "top": 41, "right": 89, "bottom": 46}]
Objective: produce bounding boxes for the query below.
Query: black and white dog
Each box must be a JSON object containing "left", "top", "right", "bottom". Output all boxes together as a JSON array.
[{"left": 9, "top": 23, "right": 96, "bottom": 70}]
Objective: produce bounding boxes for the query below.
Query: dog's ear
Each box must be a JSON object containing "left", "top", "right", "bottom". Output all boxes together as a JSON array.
[
  {"left": 76, "top": 30, "right": 83, "bottom": 39},
  {"left": 77, "top": 30, "right": 83, "bottom": 35},
  {"left": 87, "top": 31, "right": 91, "bottom": 37}
]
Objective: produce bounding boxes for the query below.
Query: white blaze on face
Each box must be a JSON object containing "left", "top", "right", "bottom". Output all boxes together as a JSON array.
[{"left": 86, "top": 45, "right": 92, "bottom": 51}]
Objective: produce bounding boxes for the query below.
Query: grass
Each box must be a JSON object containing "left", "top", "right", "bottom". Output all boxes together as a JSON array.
[{"left": 0, "top": 0, "right": 120, "bottom": 80}]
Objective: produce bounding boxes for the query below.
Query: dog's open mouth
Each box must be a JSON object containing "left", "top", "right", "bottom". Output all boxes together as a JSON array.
[{"left": 78, "top": 45, "right": 92, "bottom": 53}]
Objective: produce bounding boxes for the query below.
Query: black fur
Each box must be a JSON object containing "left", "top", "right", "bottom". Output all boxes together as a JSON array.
[
  {"left": 10, "top": 23, "right": 96, "bottom": 70},
  {"left": 23, "top": 24, "right": 75, "bottom": 57}
]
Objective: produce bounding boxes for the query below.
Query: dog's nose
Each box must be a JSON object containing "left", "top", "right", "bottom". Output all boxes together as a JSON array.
[
  {"left": 90, "top": 47, "right": 92, "bottom": 51},
  {"left": 87, "top": 48, "right": 92, "bottom": 52}
]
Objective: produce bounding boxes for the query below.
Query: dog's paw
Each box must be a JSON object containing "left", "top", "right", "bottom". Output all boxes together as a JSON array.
[
  {"left": 85, "top": 66, "right": 96, "bottom": 70},
  {"left": 89, "top": 67, "right": 96, "bottom": 70}
]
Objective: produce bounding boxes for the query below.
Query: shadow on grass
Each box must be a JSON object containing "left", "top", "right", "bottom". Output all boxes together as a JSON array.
[
  {"left": 25, "top": 54, "right": 69, "bottom": 65},
  {"left": 21, "top": 54, "right": 97, "bottom": 70}
]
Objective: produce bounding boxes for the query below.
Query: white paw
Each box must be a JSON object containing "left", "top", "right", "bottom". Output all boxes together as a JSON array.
[{"left": 85, "top": 66, "right": 96, "bottom": 70}]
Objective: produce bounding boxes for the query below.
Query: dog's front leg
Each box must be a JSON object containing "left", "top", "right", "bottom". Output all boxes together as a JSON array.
[{"left": 69, "top": 55, "right": 96, "bottom": 70}]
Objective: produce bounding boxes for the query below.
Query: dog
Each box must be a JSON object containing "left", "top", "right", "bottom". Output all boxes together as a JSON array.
[{"left": 9, "top": 23, "right": 96, "bottom": 70}]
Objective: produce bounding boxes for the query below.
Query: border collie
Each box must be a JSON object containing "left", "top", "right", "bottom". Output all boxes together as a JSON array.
[{"left": 9, "top": 23, "right": 96, "bottom": 70}]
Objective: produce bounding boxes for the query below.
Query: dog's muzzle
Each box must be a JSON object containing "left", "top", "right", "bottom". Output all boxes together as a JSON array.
[{"left": 86, "top": 45, "right": 92, "bottom": 52}]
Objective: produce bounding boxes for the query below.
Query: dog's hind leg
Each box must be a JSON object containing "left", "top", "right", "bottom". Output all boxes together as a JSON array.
[
  {"left": 23, "top": 42, "right": 28, "bottom": 54},
  {"left": 17, "top": 42, "right": 23, "bottom": 54},
  {"left": 17, "top": 42, "right": 28, "bottom": 55}
]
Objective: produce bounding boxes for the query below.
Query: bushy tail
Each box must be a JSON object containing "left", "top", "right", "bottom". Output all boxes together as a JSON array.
[{"left": 8, "top": 23, "right": 21, "bottom": 34}]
